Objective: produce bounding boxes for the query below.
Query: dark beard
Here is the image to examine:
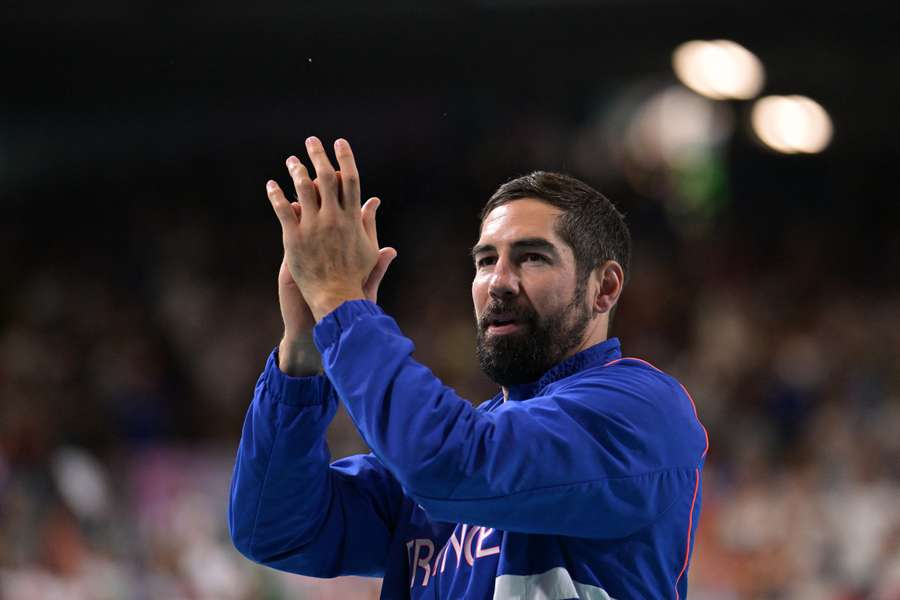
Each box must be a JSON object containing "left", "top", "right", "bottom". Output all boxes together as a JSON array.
[{"left": 475, "top": 284, "right": 592, "bottom": 387}]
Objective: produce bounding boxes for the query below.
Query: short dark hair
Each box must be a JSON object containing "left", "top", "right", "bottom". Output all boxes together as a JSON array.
[{"left": 480, "top": 171, "right": 631, "bottom": 315}]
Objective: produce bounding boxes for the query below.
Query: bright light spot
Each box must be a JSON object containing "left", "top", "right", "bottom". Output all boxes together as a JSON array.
[
  {"left": 751, "top": 95, "right": 833, "bottom": 154},
  {"left": 627, "top": 85, "right": 733, "bottom": 168},
  {"left": 673, "top": 40, "right": 765, "bottom": 100},
  {"left": 51, "top": 446, "right": 111, "bottom": 519}
]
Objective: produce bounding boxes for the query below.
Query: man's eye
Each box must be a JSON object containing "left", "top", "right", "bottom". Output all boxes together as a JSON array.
[
  {"left": 523, "top": 254, "right": 546, "bottom": 263},
  {"left": 476, "top": 257, "right": 497, "bottom": 267}
]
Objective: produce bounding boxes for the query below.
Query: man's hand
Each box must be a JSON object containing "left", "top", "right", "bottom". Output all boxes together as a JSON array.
[
  {"left": 268, "top": 137, "right": 396, "bottom": 373},
  {"left": 267, "top": 136, "right": 386, "bottom": 321}
]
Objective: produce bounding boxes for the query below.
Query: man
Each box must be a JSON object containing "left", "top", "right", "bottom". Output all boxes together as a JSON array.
[{"left": 228, "top": 137, "right": 708, "bottom": 599}]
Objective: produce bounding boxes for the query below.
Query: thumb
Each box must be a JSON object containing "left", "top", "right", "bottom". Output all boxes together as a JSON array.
[
  {"left": 361, "top": 197, "right": 381, "bottom": 244},
  {"left": 363, "top": 247, "right": 398, "bottom": 302}
]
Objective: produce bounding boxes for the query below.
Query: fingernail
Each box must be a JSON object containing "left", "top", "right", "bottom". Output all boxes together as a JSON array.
[
  {"left": 335, "top": 138, "right": 347, "bottom": 151},
  {"left": 286, "top": 156, "right": 299, "bottom": 168},
  {"left": 306, "top": 136, "right": 319, "bottom": 146},
  {"left": 266, "top": 180, "right": 277, "bottom": 191}
]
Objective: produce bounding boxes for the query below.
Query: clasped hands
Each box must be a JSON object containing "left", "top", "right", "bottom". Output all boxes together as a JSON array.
[{"left": 267, "top": 136, "right": 397, "bottom": 325}]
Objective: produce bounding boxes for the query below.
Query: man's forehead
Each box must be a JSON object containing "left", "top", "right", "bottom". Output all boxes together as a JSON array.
[{"left": 479, "top": 198, "right": 563, "bottom": 244}]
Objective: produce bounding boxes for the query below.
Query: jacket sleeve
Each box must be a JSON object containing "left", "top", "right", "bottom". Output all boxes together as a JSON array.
[
  {"left": 228, "top": 348, "right": 405, "bottom": 577},
  {"left": 313, "top": 301, "right": 708, "bottom": 539}
]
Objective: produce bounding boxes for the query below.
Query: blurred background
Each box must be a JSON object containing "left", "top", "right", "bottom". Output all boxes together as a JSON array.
[{"left": 2, "top": 2, "right": 899, "bottom": 598}]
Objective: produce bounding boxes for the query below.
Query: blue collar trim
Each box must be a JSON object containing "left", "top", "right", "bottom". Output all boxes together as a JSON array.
[{"left": 505, "top": 337, "right": 622, "bottom": 402}]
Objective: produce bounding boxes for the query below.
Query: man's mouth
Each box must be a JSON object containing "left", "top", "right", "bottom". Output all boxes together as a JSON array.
[{"left": 485, "top": 315, "right": 523, "bottom": 335}]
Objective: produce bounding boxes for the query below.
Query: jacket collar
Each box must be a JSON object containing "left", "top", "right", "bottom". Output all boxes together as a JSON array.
[{"left": 505, "top": 337, "right": 622, "bottom": 402}]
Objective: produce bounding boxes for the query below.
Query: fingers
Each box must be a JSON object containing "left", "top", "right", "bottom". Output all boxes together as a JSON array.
[
  {"left": 333, "top": 138, "right": 361, "bottom": 215},
  {"left": 286, "top": 156, "right": 318, "bottom": 216},
  {"left": 305, "top": 136, "right": 339, "bottom": 214},
  {"left": 363, "top": 247, "right": 398, "bottom": 302},
  {"left": 277, "top": 253, "right": 294, "bottom": 286},
  {"left": 279, "top": 137, "right": 365, "bottom": 225},
  {"left": 266, "top": 180, "right": 298, "bottom": 231},
  {"left": 361, "top": 197, "right": 381, "bottom": 245}
]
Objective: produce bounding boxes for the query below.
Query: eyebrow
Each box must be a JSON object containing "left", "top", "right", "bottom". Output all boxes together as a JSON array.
[{"left": 470, "top": 237, "right": 560, "bottom": 260}]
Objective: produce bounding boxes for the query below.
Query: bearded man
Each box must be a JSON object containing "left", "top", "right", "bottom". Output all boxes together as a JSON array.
[{"left": 228, "top": 137, "right": 708, "bottom": 600}]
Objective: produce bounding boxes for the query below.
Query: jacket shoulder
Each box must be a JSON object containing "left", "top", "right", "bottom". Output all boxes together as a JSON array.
[{"left": 554, "top": 357, "right": 708, "bottom": 466}]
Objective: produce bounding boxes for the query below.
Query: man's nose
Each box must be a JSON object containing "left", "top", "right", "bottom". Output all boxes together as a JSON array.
[{"left": 488, "top": 258, "right": 520, "bottom": 299}]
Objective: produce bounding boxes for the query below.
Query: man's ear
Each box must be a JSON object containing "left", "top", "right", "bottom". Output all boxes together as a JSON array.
[{"left": 592, "top": 260, "right": 624, "bottom": 316}]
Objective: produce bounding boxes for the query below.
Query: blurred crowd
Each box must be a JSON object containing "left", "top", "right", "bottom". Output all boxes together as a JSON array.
[{"left": 2, "top": 169, "right": 899, "bottom": 600}]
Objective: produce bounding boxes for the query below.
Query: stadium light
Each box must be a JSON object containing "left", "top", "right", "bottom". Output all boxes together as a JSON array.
[
  {"left": 751, "top": 95, "right": 833, "bottom": 154},
  {"left": 672, "top": 40, "right": 765, "bottom": 100},
  {"left": 627, "top": 85, "right": 733, "bottom": 168}
]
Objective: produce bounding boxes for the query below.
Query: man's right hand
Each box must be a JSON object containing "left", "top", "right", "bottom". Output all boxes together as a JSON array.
[{"left": 276, "top": 195, "right": 397, "bottom": 376}]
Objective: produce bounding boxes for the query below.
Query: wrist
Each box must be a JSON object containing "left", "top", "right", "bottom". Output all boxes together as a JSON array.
[
  {"left": 308, "top": 287, "right": 366, "bottom": 322},
  {"left": 278, "top": 335, "right": 322, "bottom": 376}
]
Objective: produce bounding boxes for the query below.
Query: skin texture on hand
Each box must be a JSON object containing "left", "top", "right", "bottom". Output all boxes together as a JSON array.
[
  {"left": 266, "top": 137, "right": 397, "bottom": 374},
  {"left": 276, "top": 252, "right": 323, "bottom": 376}
]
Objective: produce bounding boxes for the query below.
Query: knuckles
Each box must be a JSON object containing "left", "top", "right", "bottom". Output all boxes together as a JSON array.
[
  {"left": 315, "top": 171, "right": 337, "bottom": 186},
  {"left": 341, "top": 171, "right": 359, "bottom": 187}
]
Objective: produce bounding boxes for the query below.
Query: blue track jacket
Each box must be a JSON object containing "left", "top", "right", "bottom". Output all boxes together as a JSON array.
[{"left": 229, "top": 300, "right": 708, "bottom": 599}]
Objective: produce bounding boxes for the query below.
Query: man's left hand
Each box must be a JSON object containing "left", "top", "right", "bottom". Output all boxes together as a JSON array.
[{"left": 266, "top": 136, "right": 394, "bottom": 322}]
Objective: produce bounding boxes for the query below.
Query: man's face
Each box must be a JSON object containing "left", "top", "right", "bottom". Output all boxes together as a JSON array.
[{"left": 472, "top": 198, "right": 592, "bottom": 386}]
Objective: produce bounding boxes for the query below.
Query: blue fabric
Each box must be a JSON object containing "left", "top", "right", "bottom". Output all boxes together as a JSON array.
[{"left": 229, "top": 300, "right": 708, "bottom": 599}]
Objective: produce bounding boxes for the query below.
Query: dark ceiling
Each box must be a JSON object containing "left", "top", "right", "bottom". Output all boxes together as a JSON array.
[{"left": 1, "top": 2, "right": 896, "bottom": 219}]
